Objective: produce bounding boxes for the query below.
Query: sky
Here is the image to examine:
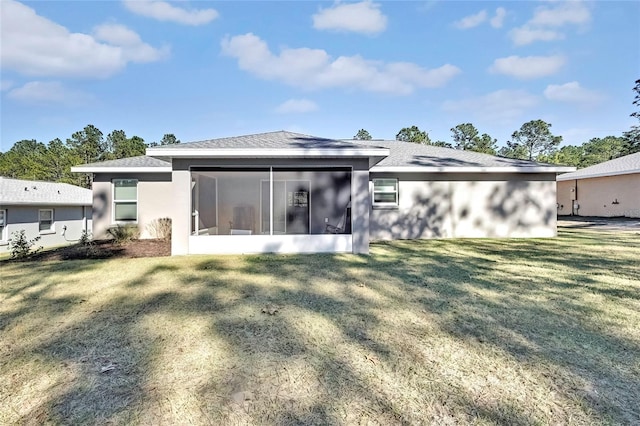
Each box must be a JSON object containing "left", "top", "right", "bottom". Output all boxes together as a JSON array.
[{"left": 1, "top": 0, "right": 639, "bottom": 152}]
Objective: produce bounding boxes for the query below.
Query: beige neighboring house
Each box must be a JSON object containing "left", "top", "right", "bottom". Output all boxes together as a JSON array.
[
  {"left": 0, "top": 177, "right": 92, "bottom": 249},
  {"left": 72, "top": 131, "right": 573, "bottom": 256},
  {"left": 557, "top": 152, "right": 640, "bottom": 218}
]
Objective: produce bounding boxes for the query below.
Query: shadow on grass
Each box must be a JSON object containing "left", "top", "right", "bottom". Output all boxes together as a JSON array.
[{"left": 1, "top": 229, "right": 639, "bottom": 424}]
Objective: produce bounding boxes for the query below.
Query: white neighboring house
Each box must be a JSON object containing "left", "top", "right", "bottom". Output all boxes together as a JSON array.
[{"left": 0, "top": 177, "right": 92, "bottom": 249}]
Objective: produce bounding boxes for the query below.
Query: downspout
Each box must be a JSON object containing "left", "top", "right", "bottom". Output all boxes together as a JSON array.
[{"left": 573, "top": 179, "right": 578, "bottom": 216}]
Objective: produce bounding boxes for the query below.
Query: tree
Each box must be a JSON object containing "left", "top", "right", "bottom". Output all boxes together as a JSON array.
[
  {"left": 353, "top": 129, "right": 372, "bottom": 140},
  {"left": 396, "top": 126, "right": 430, "bottom": 144},
  {"left": 0, "top": 139, "right": 48, "bottom": 180},
  {"left": 581, "top": 136, "right": 626, "bottom": 166},
  {"left": 622, "top": 78, "right": 640, "bottom": 155},
  {"left": 539, "top": 145, "right": 584, "bottom": 167},
  {"left": 43, "top": 138, "right": 83, "bottom": 185},
  {"left": 473, "top": 134, "right": 498, "bottom": 155},
  {"left": 450, "top": 123, "right": 497, "bottom": 154},
  {"left": 66, "top": 124, "right": 106, "bottom": 164},
  {"left": 108, "top": 130, "right": 147, "bottom": 158},
  {"left": 149, "top": 133, "right": 181, "bottom": 147},
  {"left": 432, "top": 140, "right": 453, "bottom": 148},
  {"left": 451, "top": 123, "right": 479, "bottom": 150},
  {"left": 505, "top": 120, "right": 562, "bottom": 161}
]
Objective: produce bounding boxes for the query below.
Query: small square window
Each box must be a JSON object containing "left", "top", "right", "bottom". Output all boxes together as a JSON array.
[
  {"left": 0, "top": 210, "right": 7, "bottom": 242},
  {"left": 39, "top": 209, "right": 54, "bottom": 233},
  {"left": 373, "top": 179, "right": 398, "bottom": 206}
]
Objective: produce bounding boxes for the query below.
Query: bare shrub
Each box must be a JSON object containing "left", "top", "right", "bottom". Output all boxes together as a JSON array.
[{"left": 147, "top": 217, "right": 172, "bottom": 241}]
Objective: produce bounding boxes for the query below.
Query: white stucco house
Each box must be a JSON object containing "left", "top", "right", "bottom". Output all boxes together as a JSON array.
[
  {"left": 0, "top": 177, "right": 92, "bottom": 249},
  {"left": 72, "top": 131, "right": 574, "bottom": 255},
  {"left": 557, "top": 152, "right": 640, "bottom": 218}
]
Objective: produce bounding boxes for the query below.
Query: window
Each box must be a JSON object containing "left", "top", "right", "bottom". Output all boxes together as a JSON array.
[
  {"left": 113, "top": 179, "right": 138, "bottom": 222},
  {"left": 39, "top": 209, "right": 54, "bottom": 233},
  {"left": 373, "top": 178, "right": 399, "bottom": 207},
  {"left": 0, "top": 210, "right": 6, "bottom": 242}
]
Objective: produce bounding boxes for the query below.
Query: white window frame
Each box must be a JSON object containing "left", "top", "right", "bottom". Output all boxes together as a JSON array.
[
  {"left": 372, "top": 178, "right": 399, "bottom": 207},
  {"left": 0, "top": 209, "right": 7, "bottom": 243},
  {"left": 39, "top": 209, "right": 55, "bottom": 234},
  {"left": 112, "top": 179, "right": 138, "bottom": 223}
]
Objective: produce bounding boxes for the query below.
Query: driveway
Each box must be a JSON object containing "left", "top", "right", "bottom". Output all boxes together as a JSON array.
[{"left": 558, "top": 216, "right": 640, "bottom": 232}]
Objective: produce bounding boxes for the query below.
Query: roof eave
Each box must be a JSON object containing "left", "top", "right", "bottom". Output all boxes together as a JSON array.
[
  {"left": 71, "top": 166, "right": 173, "bottom": 173},
  {"left": 0, "top": 201, "right": 92, "bottom": 206},
  {"left": 557, "top": 168, "right": 640, "bottom": 181},
  {"left": 145, "top": 148, "right": 390, "bottom": 158},
  {"left": 371, "top": 166, "right": 576, "bottom": 173}
]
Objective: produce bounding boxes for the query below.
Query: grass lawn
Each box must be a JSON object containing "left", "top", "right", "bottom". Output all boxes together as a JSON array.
[{"left": 1, "top": 229, "right": 639, "bottom": 425}]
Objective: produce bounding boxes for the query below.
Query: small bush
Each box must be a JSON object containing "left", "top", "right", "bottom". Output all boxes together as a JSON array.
[
  {"left": 147, "top": 217, "right": 172, "bottom": 241},
  {"left": 107, "top": 224, "right": 140, "bottom": 244},
  {"left": 8, "top": 230, "right": 43, "bottom": 259},
  {"left": 79, "top": 230, "right": 92, "bottom": 246}
]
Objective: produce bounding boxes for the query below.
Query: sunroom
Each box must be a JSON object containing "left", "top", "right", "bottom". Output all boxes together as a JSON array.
[{"left": 146, "top": 132, "right": 389, "bottom": 255}]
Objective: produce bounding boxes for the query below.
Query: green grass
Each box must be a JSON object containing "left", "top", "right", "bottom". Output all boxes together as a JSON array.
[{"left": 1, "top": 229, "right": 639, "bottom": 425}]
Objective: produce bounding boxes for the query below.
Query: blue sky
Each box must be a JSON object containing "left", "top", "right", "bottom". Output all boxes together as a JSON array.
[{"left": 1, "top": 0, "right": 638, "bottom": 152}]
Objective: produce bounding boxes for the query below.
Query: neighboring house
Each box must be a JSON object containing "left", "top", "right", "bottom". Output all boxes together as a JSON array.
[
  {"left": 557, "top": 152, "right": 640, "bottom": 218},
  {"left": 72, "top": 131, "right": 573, "bottom": 255},
  {"left": 0, "top": 177, "right": 92, "bottom": 249}
]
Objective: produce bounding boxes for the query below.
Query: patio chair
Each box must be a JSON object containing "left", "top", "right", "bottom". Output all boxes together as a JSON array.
[{"left": 325, "top": 204, "right": 351, "bottom": 234}]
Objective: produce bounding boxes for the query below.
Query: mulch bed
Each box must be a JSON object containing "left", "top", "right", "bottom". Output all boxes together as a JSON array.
[{"left": 7, "top": 239, "right": 171, "bottom": 262}]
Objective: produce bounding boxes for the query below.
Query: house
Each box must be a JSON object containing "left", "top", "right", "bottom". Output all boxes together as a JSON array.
[
  {"left": 71, "top": 131, "right": 573, "bottom": 255},
  {"left": 0, "top": 177, "right": 92, "bottom": 249},
  {"left": 557, "top": 152, "right": 640, "bottom": 218}
]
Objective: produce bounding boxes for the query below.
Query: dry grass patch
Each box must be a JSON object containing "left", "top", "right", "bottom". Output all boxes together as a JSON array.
[{"left": 1, "top": 229, "right": 639, "bottom": 424}]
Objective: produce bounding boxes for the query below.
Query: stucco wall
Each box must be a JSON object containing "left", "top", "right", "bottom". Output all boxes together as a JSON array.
[
  {"left": 370, "top": 172, "right": 557, "bottom": 239},
  {"left": 0, "top": 205, "right": 91, "bottom": 249},
  {"left": 558, "top": 174, "right": 640, "bottom": 217},
  {"left": 92, "top": 173, "right": 173, "bottom": 239},
  {"left": 556, "top": 180, "right": 575, "bottom": 216}
]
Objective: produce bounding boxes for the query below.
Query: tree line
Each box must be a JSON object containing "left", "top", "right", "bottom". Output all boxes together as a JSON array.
[
  {"left": 354, "top": 79, "right": 640, "bottom": 168},
  {"left": 0, "top": 125, "right": 179, "bottom": 188}
]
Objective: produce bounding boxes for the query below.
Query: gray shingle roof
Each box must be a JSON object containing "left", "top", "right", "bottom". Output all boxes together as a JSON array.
[
  {"left": 557, "top": 152, "right": 640, "bottom": 181},
  {"left": 75, "top": 155, "right": 171, "bottom": 169},
  {"left": 353, "top": 140, "right": 569, "bottom": 170},
  {"left": 146, "top": 131, "right": 367, "bottom": 151},
  {"left": 0, "top": 177, "right": 92, "bottom": 206}
]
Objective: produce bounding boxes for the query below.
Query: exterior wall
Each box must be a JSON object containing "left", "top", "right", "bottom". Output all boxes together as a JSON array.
[
  {"left": 0, "top": 205, "right": 91, "bottom": 249},
  {"left": 558, "top": 174, "right": 640, "bottom": 217},
  {"left": 370, "top": 172, "right": 557, "bottom": 239},
  {"left": 92, "top": 173, "right": 173, "bottom": 239},
  {"left": 556, "top": 180, "right": 575, "bottom": 216}
]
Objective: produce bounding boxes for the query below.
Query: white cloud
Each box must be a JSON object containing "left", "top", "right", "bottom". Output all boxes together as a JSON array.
[
  {"left": 7, "top": 81, "right": 92, "bottom": 106},
  {"left": 1, "top": 80, "right": 14, "bottom": 91},
  {"left": 529, "top": 1, "right": 591, "bottom": 27},
  {"left": 510, "top": 27, "right": 564, "bottom": 46},
  {"left": 122, "top": 0, "right": 218, "bottom": 26},
  {"left": 275, "top": 99, "right": 319, "bottom": 114},
  {"left": 544, "top": 81, "right": 603, "bottom": 104},
  {"left": 221, "top": 33, "right": 460, "bottom": 95},
  {"left": 509, "top": 1, "right": 591, "bottom": 45},
  {"left": 454, "top": 10, "right": 487, "bottom": 30},
  {"left": 490, "top": 7, "right": 507, "bottom": 29},
  {"left": 312, "top": 1, "right": 387, "bottom": 35},
  {"left": 489, "top": 55, "right": 566, "bottom": 79},
  {"left": 1, "top": 0, "right": 167, "bottom": 78},
  {"left": 442, "top": 89, "right": 539, "bottom": 123}
]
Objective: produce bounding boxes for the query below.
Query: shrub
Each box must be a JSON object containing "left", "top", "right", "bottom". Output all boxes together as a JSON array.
[
  {"left": 106, "top": 224, "right": 140, "bottom": 244},
  {"left": 8, "top": 230, "right": 43, "bottom": 260},
  {"left": 79, "top": 230, "right": 92, "bottom": 246},
  {"left": 147, "top": 217, "right": 172, "bottom": 241}
]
